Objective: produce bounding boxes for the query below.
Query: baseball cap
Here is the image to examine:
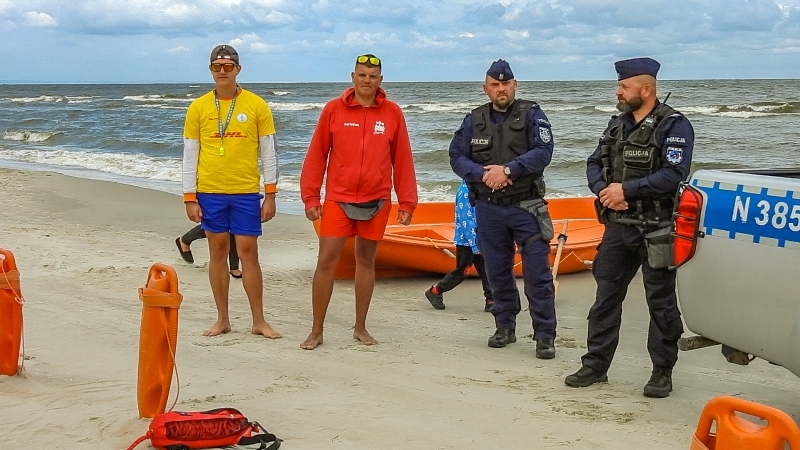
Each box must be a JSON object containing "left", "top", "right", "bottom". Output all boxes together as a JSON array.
[{"left": 210, "top": 44, "right": 239, "bottom": 64}]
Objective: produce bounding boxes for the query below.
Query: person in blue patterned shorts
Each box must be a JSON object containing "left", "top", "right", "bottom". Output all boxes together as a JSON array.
[{"left": 425, "top": 180, "right": 493, "bottom": 312}]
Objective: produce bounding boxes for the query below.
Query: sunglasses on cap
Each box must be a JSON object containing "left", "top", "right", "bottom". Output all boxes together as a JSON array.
[
  {"left": 210, "top": 63, "right": 238, "bottom": 72},
  {"left": 356, "top": 55, "right": 381, "bottom": 66}
]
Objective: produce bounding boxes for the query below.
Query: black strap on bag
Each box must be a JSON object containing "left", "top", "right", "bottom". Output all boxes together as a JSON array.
[{"left": 238, "top": 422, "right": 282, "bottom": 450}]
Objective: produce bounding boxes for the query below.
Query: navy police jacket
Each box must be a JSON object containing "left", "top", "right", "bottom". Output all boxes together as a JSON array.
[{"left": 449, "top": 101, "right": 554, "bottom": 183}]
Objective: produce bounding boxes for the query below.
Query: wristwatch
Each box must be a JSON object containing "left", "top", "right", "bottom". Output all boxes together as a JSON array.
[{"left": 503, "top": 165, "right": 511, "bottom": 176}]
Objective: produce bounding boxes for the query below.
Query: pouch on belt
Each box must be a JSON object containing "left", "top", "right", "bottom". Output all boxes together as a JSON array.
[
  {"left": 518, "top": 198, "right": 554, "bottom": 242},
  {"left": 338, "top": 199, "right": 385, "bottom": 221},
  {"left": 643, "top": 225, "right": 673, "bottom": 269}
]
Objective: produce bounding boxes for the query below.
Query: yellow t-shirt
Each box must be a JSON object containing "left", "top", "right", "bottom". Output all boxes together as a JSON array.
[{"left": 183, "top": 88, "right": 275, "bottom": 194}]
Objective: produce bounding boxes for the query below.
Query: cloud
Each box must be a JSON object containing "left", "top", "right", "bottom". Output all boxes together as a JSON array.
[
  {"left": 503, "top": 29, "right": 530, "bottom": 40},
  {"left": 23, "top": 11, "right": 56, "bottom": 27},
  {"left": 412, "top": 32, "right": 456, "bottom": 48},
  {"left": 250, "top": 42, "right": 279, "bottom": 52},
  {"left": 343, "top": 31, "right": 400, "bottom": 46},
  {"left": 3, "top": 0, "right": 800, "bottom": 82}
]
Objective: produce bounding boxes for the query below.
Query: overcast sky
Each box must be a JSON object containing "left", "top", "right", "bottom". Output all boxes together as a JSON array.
[{"left": 3, "top": 0, "right": 800, "bottom": 83}]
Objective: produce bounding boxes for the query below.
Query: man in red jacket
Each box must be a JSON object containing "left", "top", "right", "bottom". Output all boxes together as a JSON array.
[{"left": 299, "top": 54, "right": 418, "bottom": 350}]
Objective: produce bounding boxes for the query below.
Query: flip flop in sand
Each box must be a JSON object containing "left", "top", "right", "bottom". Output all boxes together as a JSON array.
[{"left": 175, "top": 237, "right": 194, "bottom": 264}]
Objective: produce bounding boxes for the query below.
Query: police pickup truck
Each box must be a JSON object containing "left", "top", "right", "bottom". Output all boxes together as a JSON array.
[{"left": 672, "top": 168, "right": 800, "bottom": 377}]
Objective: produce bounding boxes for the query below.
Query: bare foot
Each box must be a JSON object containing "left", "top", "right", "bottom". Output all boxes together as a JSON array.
[
  {"left": 300, "top": 332, "right": 323, "bottom": 350},
  {"left": 229, "top": 269, "right": 242, "bottom": 278},
  {"left": 252, "top": 322, "right": 282, "bottom": 339},
  {"left": 353, "top": 329, "right": 378, "bottom": 345},
  {"left": 203, "top": 320, "right": 231, "bottom": 336}
]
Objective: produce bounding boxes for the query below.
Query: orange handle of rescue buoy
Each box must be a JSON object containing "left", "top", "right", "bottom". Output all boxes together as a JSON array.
[
  {"left": 137, "top": 263, "right": 183, "bottom": 418},
  {"left": 0, "top": 248, "right": 23, "bottom": 377},
  {"left": 690, "top": 396, "right": 800, "bottom": 449}
]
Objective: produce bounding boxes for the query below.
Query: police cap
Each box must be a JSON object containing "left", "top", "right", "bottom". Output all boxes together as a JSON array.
[
  {"left": 486, "top": 59, "right": 514, "bottom": 81},
  {"left": 614, "top": 57, "right": 660, "bottom": 80}
]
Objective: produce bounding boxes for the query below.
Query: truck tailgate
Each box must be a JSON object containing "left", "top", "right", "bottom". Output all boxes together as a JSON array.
[{"left": 677, "top": 170, "right": 800, "bottom": 376}]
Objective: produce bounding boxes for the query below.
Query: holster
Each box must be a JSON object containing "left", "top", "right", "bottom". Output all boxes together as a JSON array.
[
  {"left": 518, "top": 198, "right": 554, "bottom": 242},
  {"left": 593, "top": 198, "right": 608, "bottom": 224}
]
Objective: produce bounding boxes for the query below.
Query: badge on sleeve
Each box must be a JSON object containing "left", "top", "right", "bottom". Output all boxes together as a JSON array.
[
  {"left": 539, "top": 127, "right": 552, "bottom": 143},
  {"left": 666, "top": 146, "right": 683, "bottom": 165}
]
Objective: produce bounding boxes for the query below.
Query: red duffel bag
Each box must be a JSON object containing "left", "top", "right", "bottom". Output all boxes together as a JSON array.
[{"left": 128, "top": 407, "right": 281, "bottom": 450}]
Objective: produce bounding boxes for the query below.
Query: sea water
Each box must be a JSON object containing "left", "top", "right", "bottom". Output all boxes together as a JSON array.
[{"left": 1, "top": 80, "right": 799, "bottom": 213}]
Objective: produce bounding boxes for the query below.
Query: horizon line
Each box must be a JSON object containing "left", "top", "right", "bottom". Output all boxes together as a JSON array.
[{"left": 2, "top": 77, "right": 800, "bottom": 85}]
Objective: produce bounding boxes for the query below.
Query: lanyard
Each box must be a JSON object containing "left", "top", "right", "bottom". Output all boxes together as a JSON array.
[{"left": 214, "top": 89, "right": 238, "bottom": 156}]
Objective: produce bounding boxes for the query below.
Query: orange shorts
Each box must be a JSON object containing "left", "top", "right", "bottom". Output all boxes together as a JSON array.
[{"left": 319, "top": 200, "right": 391, "bottom": 241}]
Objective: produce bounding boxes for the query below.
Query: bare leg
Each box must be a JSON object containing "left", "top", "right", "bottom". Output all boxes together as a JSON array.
[
  {"left": 301, "top": 236, "right": 347, "bottom": 350},
  {"left": 353, "top": 236, "right": 379, "bottom": 345},
  {"left": 235, "top": 234, "right": 281, "bottom": 339},
  {"left": 204, "top": 231, "right": 232, "bottom": 336}
]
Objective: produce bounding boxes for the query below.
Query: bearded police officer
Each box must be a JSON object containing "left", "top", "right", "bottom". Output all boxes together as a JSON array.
[
  {"left": 449, "top": 59, "right": 557, "bottom": 358},
  {"left": 565, "top": 57, "right": 694, "bottom": 398}
]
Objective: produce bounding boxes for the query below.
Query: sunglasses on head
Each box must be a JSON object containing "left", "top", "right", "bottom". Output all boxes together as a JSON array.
[
  {"left": 356, "top": 55, "right": 381, "bottom": 66},
  {"left": 210, "top": 63, "right": 238, "bottom": 72}
]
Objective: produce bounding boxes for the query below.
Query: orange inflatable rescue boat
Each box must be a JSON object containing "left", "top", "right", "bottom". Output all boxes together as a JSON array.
[
  {"left": 0, "top": 248, "right": 23, "bottom": 376},
  {"left": 137, "top": 263, "right": 183, "bottom": 418},
  {"left": 313, "top": 197, "right": 603, "bottom": 279}
]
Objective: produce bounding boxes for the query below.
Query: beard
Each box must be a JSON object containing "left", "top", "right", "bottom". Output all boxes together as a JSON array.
[
  {"left": 492, "top": 93, "right": 515, "bottom": 111},
  {"left": 616, "top": 95, "right": 643, "bottom": 113}
]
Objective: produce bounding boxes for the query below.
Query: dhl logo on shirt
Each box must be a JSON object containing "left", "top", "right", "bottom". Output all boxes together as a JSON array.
[{"left": 210, "top": 131, "right": 246, "bottom": 138}]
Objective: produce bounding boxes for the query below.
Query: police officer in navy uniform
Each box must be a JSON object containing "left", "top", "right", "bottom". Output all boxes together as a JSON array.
[
  {"left": 565, "top": 57, "right": 694, "bottom": 397},
  {"left": 449, "top": 59, "right": 557, "bottom": 359}
]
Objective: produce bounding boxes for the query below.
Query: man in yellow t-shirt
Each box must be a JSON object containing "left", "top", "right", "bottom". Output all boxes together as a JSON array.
[{"left": 182, "top": 44, "right": 281, "bottom": 339}]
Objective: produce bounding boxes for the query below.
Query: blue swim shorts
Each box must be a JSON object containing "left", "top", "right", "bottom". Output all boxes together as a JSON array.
[{"left": 197, "top": 193, "right": 263, "bottom": 236}]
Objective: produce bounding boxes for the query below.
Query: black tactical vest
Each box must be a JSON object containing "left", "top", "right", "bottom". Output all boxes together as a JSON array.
[
  {"left": 468, "top": 100, "right": 544, "bottom": 205},
  {"left": 599, "top": 103, "right": 680, "bottom": 225}
]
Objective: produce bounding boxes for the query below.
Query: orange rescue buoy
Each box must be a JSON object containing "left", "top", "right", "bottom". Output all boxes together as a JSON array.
[
  {"left": 0, "top": 248, "right": 23, "bottom": 377},
  {"left": 137, "top": 263, "right": 183, "bottom": 418},
  {"left": 691, "top": 396, "right": 800, "bottom": 449}
]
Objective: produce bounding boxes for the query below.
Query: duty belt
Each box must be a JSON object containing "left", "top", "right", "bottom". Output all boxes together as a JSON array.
[
  {"left": 480, "top": 191, "right": 540, "bottom": 206},
  {"left": 606, "top": 211, "right": 672, "bottom": 228}
]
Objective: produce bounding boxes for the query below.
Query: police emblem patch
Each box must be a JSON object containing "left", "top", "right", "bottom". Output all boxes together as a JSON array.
[
  {"left": 539, "top": 127, "right": 552, "bottom": 143},
  {"left": 666, "top": 146, "right": 683, "bottom": 165}
]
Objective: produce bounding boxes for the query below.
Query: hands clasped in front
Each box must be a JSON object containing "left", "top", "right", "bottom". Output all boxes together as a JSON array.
[{"left": 483, "top": 164, "right": 512, "bottom": 191}]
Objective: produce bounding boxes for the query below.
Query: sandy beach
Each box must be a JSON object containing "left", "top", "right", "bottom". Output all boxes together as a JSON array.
[{"left": 1, "top": 167, "right": 799, "bottom": 449}]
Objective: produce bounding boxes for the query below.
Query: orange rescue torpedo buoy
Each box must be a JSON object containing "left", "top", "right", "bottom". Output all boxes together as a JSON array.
[
  {"left": 137, "top": 263, "right": 183, "bottom": 418},
  {"left": 0, "top": 248, "right": 24, "bottom": 376},
  {"left": 0, "top": 248, "right": 23, "bottom": 377}
]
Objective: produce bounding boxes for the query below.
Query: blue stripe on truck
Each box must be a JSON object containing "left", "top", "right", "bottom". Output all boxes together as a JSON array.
[{"left": 691, "top": 179, "right": 800, "bottom": 248}]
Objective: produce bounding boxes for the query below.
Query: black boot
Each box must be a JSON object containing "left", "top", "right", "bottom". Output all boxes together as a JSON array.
[
  {"left": 425, "top": 287, "right": 445, "bottom": 310},
  {"left": 488, "top": 328, "right": 516, "bottom": 348},
  {"left": 643, "top": 368, "right": 673, "bottom": 398},
  {"left": 564, "top": 366, "right": 608, "bottom": 387},
  {"left": 535, "top": 338, "right": 556, "bottom": 359}
]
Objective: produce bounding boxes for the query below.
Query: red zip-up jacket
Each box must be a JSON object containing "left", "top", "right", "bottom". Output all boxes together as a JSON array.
[{"left": 300, "top": 87, "right": 418, "bottom": 214}]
